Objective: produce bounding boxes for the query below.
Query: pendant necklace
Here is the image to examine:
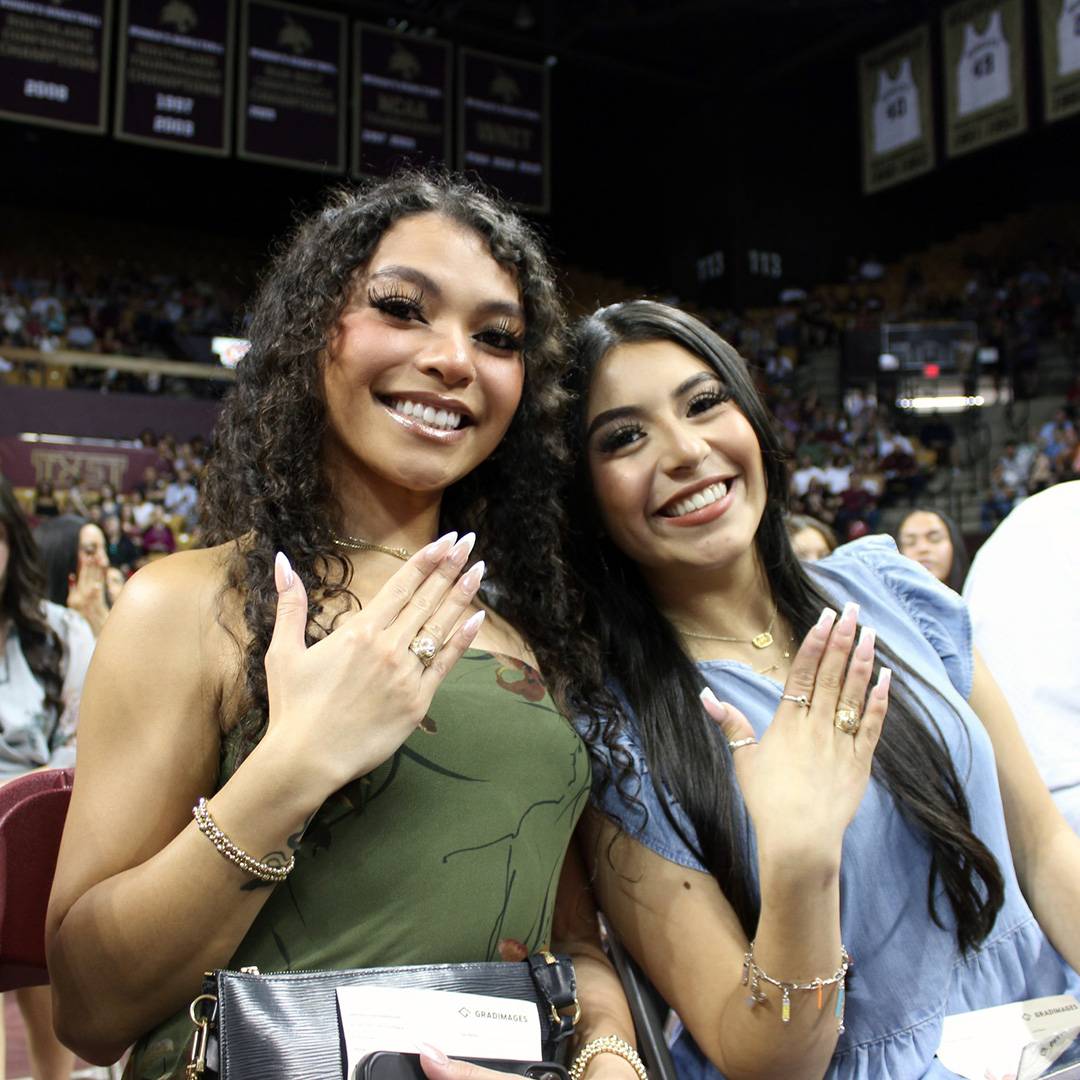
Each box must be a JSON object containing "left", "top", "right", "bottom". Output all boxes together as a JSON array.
[
  {"left": 676, "top": 608, "right": 793, "bottom": 676},
  {"left": 329, "top": 531, "right": 412, "bottom": 561}
]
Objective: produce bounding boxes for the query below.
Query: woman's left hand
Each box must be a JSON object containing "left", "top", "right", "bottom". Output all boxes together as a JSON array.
[{"left": 418, "top": 1047, "right": 557, "bottom": 1080}]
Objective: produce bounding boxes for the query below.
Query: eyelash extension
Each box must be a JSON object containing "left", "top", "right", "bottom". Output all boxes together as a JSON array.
[
  {"left": 368, "top": 284, "right": 426, "bottom": 318},
  {"left": 479, "top": 317, "right": 525, "bottom": 352},
  {"left": 598, "top": 422, "right": 645, "bottom": 454},
  {"left": 687, "top": 387, "right": 731, "bottom": 414}
]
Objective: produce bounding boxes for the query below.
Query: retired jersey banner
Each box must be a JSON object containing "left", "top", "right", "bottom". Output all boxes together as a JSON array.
[
  {"left": 859, "top": 24, "right": 935, "bottom": 194},
  {"left": 238, "top": 0, "right": 345, "bottom": 172},
  {"left": 0, "top": 0, "right": 112, "bottom": 133},
  {"left": 1039, "top": 0, "right": 1080, "bottom": 122},
  {"left": 115, "top": 0, "right": 235, "bottom": 155},
  {"left": 352, "top": 23, "right": 451, "bottom": 179},
  {"left": 458, "top": 49, "right": 549, "bottom": 212},
  {"left": 943, "top": 0, "right": 1028, "bottom": 158}
]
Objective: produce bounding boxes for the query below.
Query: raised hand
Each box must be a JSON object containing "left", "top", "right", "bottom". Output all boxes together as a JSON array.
[
  {"left": 701, "top": 601, "right": 891, "bottom": 861},
  {"left": 262, "top": 532, "right": 487, "bottom": 794},
  {"left": 67, "top": 561, "right": 109, "bottom": 637}
]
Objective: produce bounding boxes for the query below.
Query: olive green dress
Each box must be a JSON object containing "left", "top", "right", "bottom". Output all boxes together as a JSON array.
[{"left": 127, "top": 649, "right": 590, "bottom": 1079}]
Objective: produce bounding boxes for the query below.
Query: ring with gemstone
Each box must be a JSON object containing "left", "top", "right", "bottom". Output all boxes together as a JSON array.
[
  {"left": 780, "top": 693, "right": 811, "bottom": 709},
  {"left": 834, "top": 706, "right": 861, "bottom": 735},
  {"left": 409, "top": 634, "right": 439, "bottom": 668}
]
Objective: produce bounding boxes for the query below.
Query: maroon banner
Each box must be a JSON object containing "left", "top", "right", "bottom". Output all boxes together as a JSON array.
[
  {"left": 0, "top": 435, "right": 164, "bottom": 493},
  {"left": 458, "top": 49, "right": 549, "bottom": 212},
  {"left": 352, "top": 22, "right": 451, "bottom": 178},
  {"left": 115, "top": 0, "right": 235, "bottom": 155},
  {"left": 0, "top": 0, "right": 112, "bottom": 133},
  {"left": 238, "top": 0, "right": 345, "bottom": 172}
]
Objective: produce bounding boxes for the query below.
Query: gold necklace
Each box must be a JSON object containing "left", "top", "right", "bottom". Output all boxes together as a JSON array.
[
  {"left": 676, "top": 608, "right": 778, "bottom": 650},
  {"left": 329, "top": 530, "right": 412, "bottom": 561}
]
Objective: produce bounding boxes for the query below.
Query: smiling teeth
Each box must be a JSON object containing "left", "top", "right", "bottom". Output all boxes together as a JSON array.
[
  {"left": 392, "top": 399, "right": 463, "bottom": 431},
  {"left": 665, "top": 481, "right": 728, "bottom": 518}
]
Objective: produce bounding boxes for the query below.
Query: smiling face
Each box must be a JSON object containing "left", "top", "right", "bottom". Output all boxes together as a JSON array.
[
  {"left": 897, "top": 510, "right": 953, "bottom": 583},
  {"left": 585, "top": 339, "right": 767, "bottom": 580},
  {"left": 321, "top": 212, "right": 526, "bottom": 502}
]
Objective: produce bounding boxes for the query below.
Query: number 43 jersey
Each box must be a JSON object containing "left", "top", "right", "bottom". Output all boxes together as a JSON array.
[
  {"left": 872, "top": 57, "right": 922, "bottom": 156},
  {"left": 956, "top": 9, "right": 1011, "bottom": 117}
]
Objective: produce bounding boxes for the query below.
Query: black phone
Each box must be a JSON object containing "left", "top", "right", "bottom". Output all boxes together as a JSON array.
[{"left": 353, "top": 1052, "right": 569, "bottom": 1080}]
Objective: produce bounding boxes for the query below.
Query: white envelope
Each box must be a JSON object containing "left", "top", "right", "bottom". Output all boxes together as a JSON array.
[
  {"left": 337, "top": 986, "right": 544, "bottom": 1080},
  {"left": 936, "top": 994, "right": 1080, "bottom": 1080}
]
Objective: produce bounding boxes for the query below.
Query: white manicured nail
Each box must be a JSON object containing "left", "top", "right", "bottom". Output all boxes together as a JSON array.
[{"left": 274, "top": 551, "right": 294, "bottom": 590}]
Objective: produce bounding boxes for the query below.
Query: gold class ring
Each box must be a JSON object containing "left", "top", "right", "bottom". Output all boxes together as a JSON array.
[
  {"left": 408, "top": 634, "right": 439, "bottom": 668},
  {"left": 834, "top": 706, "right": 861, "bottom": 735}
]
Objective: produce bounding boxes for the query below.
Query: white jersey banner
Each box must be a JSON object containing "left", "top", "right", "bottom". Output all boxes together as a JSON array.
[
  {"left": 1040, "top": 0, "right": 1080, "bottom": 122},
  {"left": 860, "top": 25, "right": 935, "bottom": 194},
  {"left": 943, "top": 0, "right": 1027, "bottom": 158}
]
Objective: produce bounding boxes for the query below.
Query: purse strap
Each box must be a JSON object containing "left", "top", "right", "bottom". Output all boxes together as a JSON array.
[{"left": 528, "top": 952, "right": 580, "bottom": 1042}]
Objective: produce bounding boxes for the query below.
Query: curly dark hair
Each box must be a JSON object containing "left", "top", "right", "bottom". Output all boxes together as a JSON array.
[
  {"left": 0, "top": 477, "right": 64, "bottom": 721},
  {"left": 201, "top": 171, "right": 578, "bottom": 758}
]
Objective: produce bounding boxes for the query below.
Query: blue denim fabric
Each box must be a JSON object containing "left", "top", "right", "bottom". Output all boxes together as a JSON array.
[{"left": 577, "top": 536, "right": 1080, "bottom": 1079}]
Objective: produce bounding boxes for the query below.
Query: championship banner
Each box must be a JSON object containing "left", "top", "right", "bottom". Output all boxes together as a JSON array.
[
  {"left": 1039, "top": 0, "right": 1080, "bottom": 122},
  {"left": 943, "top": 0, "right": 1028, "bottom": 158},
  {"left": 115, "top": 0, "right": 235, "bottom": 155},
  {"left": 458, "top": 49, "right": 549, "bottom": 213},
  {"left": 238, "top": 0, "right": 345, "bottom": 172},
  {"left": 0, "top": 0, "right": 112, "bottom": 133},
  {"left": 859, "top": 25, "right": 935, "bottom": 195},
  {"left": 352, "top": 23, "right": 451, "bottom": 178}
]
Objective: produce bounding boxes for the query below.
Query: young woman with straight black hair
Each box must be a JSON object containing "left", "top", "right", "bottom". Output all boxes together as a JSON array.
[{"left": 559, "top": 300, "right": 1080, "bottom": 1079}]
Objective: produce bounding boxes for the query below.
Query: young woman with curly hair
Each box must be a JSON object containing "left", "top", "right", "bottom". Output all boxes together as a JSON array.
[
  {"left": 44, "top": 174, "right": 633, "bottom": 1080},
  {"left": 1, "top": 477, "right": 94, "bottom": 1080},
  {"left": 558, "top": 301, "right": 1080, "bottom": 1079}
]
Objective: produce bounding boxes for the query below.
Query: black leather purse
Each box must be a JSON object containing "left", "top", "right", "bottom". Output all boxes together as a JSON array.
[{"left": 183, "top": 953, "right": 579, "bottom": 1080}]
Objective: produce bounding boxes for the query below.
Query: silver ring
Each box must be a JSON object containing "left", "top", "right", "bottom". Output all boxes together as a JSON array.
[
  {"left": 727, "top": 737, "right": 757, "bottom": 751},
  {"left": 780, "top": 693, "right": 811, "bottom": 709},
  {"left": 408, "top": 634, "right": 439, "bottom": 668}
]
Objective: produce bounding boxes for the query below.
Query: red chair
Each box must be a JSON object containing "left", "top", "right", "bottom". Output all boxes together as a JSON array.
[{"left": 0, "top": 768, "right": 75, "bottom": 991}]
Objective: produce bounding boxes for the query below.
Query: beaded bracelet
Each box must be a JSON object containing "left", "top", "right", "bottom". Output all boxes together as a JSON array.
[
  {"left": 742, "top": 941, "right": 851, "bottom": 1032},
  {"left": 192, "top": 797, "right": 295, "bottom": 883},
  {"left": 569, "top": 1036, "right": 648, "bottom": 1080}
]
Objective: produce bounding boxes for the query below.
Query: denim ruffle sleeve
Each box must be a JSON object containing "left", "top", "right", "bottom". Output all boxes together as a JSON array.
[
  {"left": 575, "top": 710, "right": 709, "bottom": 873},
  {"left": 819, "top": 535, "right": 974, "bottom": 699}
]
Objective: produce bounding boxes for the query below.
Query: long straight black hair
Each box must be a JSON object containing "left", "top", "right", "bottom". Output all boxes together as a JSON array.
[
  {"left": 0, "top": 478, "right": 64, "bottom": 720},
  {"left": 562, "top": 301, "right": 1003, "bottom": 954}
]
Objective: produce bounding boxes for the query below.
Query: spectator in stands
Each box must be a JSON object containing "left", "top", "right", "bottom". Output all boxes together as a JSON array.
[
  {"left": 981, "top": 475, "right": 1021, "bottom": 534},
  {"left": 128, "top": 487, "right": 155, "bottom": 530},
  {"left": 103, "top": 513, "right": 139, "bottom": 574},
  {"left": 0, "top": 477, "right": 92, "bottom": 1080},
  {"left": 896, "top": 508, "right": 970, "bottom": 593},
  {"left": 141, "top": 505, "right": 176, "bottom": 556},
  {"left": 34, "top": 515, "right": 110, "bottom": 638},
  {"left": 32, "top": 480, "right": 59, "bottom": 519},
  {"left": 790, "top": 453, "right": 825, "bottom": 499},
  {"left": 163, "top": 467, "right": 199, "bottom": 530},
  {"left": 786, "top": 514, "right": 837, "bottom": 562},
  {"left": 97, "top": 482, "right": 120, "bottom": 521},
  {"left": 995, "top": 440, "right": 1029, "bottom": 496}
]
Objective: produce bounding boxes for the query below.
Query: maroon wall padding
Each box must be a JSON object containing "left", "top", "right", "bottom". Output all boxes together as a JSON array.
[{"left": 0, "top": 385, "right": 222, "bottom": 441}]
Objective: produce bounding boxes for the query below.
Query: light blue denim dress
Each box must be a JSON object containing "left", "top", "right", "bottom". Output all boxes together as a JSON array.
[{"left": 581, "top": 536, "right": 1080, "bottom": 1080}]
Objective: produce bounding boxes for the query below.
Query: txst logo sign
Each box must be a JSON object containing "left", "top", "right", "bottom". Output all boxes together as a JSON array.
[{"left": 457, "top": 1006, "right": 530, "bottom": 1023}]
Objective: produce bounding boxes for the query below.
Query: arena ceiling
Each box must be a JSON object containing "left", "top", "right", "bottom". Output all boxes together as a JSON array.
[{"left": 329, "top": 0, "right": 934, "bottom": 89}]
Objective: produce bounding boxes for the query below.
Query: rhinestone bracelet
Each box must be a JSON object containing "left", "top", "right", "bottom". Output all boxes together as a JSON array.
[
  {"left": 742, "top": 941, "right": 851, "bottom": 1032},
  {"left": 569, "top": 1036, "right": 648, "bottom": 1080},
  {"left": 192, "top": 797, "right": 294, "bottom": 883}
]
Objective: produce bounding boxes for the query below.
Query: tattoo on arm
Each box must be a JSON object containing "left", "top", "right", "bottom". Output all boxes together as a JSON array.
[{"left": 240, "top": 850, "right": 291, "bottom": 892}]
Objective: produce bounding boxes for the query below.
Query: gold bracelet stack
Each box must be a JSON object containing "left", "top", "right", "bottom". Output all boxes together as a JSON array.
[
  {"left": 742, "top": 940, "right": 851, "bottom": 1032},
  {"left": 192, "top": 797, "right": 295, "bottom": 883},
  {"left": 569, "top": 1036, "right": 648, "bottom": 1080}
]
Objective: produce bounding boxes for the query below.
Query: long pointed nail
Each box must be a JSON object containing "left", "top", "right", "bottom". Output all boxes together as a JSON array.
[
  {"left": 459, "top": 559, "right": 486, "bottom": 592},
  {"left": 274, "top": 551, "right": 294, "bottom": 590},
  {"left": 461, "top": 609, "right": 486, "bottom": 636},
  {"left": 428, "top": 531, "right": 458, "bottom": 558},
  {"left": 448, "top": 532, "right": 477, "bottom": 567},
  {"left": 416, "top": 1042, "right": 449, "bottom": 1067}
]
